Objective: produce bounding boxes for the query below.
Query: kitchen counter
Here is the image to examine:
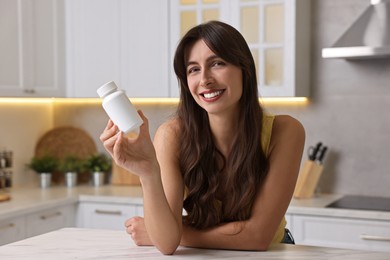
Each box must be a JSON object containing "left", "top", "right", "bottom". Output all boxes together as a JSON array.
[
  {"left": 2, "top": 186, "right": 390, "bottom": 222},
  {"left": 287, "top": 194, "right": 390, "bottom": 221},
  {"left": 0, "top": 228, "right": 389, "bottom": 259},
  {"left": 0, "top": 185, "right": 143, "bottom": 221}
]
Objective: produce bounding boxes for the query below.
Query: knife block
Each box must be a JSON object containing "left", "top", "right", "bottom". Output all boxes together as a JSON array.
[{"left": 293, "top": 160, "right": 323, "bottom": 199}]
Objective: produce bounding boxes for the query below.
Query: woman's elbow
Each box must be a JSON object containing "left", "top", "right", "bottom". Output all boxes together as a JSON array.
[
  {"left": 154, "top": 236, "right": 181, "bottom": 255},
  {"left": 255, "top": 241, "right": 271, "bottom": 251},
  {"left": 246, "top": 233, "right": 272, "bottom": 251},
  {"left": 157, "top": 245, "right": 178, "bottom": 255},
  {"left": 158, "top": 247, "right": 177, "bottom": 255}
]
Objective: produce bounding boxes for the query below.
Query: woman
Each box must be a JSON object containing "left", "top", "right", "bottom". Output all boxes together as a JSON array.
[{"left": 100, "top": 20, "right": 305, "bottom": 255}]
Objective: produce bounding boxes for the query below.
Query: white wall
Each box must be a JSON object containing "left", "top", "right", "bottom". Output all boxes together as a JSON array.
[{"left": 0, "top": 102, "right": 53, "bottom": 186}]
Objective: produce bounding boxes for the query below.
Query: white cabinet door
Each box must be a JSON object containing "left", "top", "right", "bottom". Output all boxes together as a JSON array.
[
  {"left": 77, "top": 202, "right": 143, "bottom": 230},
  {"left": 25, "top": 204, "right": 76, "bottom": 238},
  {"left": 0, "top": 0, "right": 66, "bottom": 97},
  {"left": 0, "top": 216, "right": 25, "bottom": 246},
  {"left": 292, "top": 215, "right": 390, "bottom": 252},
  {"left": 65, "top": 0, "right": 169, "bottom": 98},
  {"left": 169, "top": 0, "right": 310, "bottom": 97}
]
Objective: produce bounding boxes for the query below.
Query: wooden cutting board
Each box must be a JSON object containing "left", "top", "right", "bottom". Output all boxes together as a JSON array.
[
  {"left": 111, "top": 161, "right": 141, "bottom": 186},
  {"left": 35, "top": 126, "right": 97, "bottom": 184},
  {"left": 0, "top": 194, "right": 11, "bottom": 202}
]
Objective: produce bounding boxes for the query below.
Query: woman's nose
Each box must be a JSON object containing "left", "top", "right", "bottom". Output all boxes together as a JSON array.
[{"left": 200, "top": 70, "right": 213, "bottom": 87}]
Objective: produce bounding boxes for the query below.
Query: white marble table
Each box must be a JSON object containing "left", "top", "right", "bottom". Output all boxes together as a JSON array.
[{"left": 0, "top": 228, "right": 389, "bottom": 259}]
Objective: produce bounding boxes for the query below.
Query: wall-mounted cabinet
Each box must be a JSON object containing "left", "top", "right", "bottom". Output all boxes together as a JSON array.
[
  {"left": 65, "top": 0, "right": 169, "bottom": 98},
  {"left": 0, "top": 0, "right": 66, "bottom": 97},
  {"left": 0, "top": 0, "right": 169, "bottom": 98},
  {"left": 0, "top": 0, "right": 309, "bottom": 98},
  {"left": 169, "top": 0, "right": 311, "bottom": 97}
]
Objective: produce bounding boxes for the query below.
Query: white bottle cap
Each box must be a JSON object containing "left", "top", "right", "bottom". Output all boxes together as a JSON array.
[{"left": 97, "top": 81, "right": 118, "bottom": 98}]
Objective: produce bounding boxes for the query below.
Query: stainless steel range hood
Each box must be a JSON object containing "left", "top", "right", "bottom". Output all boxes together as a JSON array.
[{"left": 322, "top": 0, "right": 390, "bottom": 59}]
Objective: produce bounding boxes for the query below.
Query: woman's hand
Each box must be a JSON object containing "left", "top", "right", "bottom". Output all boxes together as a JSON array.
[
  {"left": 125, "top": 216, "right": 153, "bottom": 246},
  {"left": 99, "top": 110, "right": 159, "bottom": 178}
]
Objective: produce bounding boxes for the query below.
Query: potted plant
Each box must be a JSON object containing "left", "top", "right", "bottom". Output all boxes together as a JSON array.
[
  {"left": 59, "top": 155, "right": 82, "bottom": 188},
  {"left": 27, "top": 155, "right": 59, "bottom": 188},
  {"left": 84, "top": 153, "right": 111, "bottom": 187}
]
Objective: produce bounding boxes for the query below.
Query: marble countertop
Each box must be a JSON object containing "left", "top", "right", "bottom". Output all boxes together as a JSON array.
[
  {"left": 287, "top": 194, "right": 390, "bottom": 221},
  {"left": 0, "top": 185, "right": 143, "bottom": 220},
  {"left": 1, "top": 185, "right": 390, "bottom": 222},
  {"left": 0, "top": 228, "right": 389, "bottom": 259}
]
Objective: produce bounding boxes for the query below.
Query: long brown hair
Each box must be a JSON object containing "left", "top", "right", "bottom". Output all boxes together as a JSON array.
[{"left": 173, "top": 21, "right": 269, "bottom": 229}]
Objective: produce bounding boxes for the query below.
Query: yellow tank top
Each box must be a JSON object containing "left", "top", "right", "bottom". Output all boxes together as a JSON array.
[
  {"left": 262, "top": 114, "right": 286, "bottom": 243},
  {"left": 184, "top": 114, "right": 286, "bottom": 242}
]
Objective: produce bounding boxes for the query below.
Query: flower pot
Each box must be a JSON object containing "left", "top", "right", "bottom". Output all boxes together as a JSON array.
[
  {"left": 65, "top": 172, "right": 77, "bottom": 188},
  {"left": 39, "top": 173, "right": 52, "bottom": 188},
  {"left": 92, "top": 172, "right": 105, "bottom": 187}
]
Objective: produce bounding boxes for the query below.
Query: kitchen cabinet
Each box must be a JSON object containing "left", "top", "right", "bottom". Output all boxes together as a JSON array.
[
  {"left": 289, "top": 214, "right": 390, "bottom": 252},
  {"left": 25, "top": 204, "right": 76, "bottom": 238},
  {"left": 169, "top": 0, "right": 310, "bottom": 97},
  {"left": 0, "top": 203, "right": 76, "bottom": 246},
  {"left": 0, "top": 216, "right": 25, "bottom": 245},
  {"left": 0, "top": 0, "right": 66, "bottom": 97},
  {"left": 65, "top": 0, "right": 169, "bottom": 98},
  {"left": 0, "top": 0, "right": 169, "bottom": 98},
  {"left": 77, "top": 202, "right": 143, "bottom": 230},
  {"left": 1, "top": 0, "right": 309, "bottom": 98}
]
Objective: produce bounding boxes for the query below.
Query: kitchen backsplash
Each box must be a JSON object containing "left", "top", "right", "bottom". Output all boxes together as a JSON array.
[{"left": 1, "top": 0, "right": 390, "bottom": 197}]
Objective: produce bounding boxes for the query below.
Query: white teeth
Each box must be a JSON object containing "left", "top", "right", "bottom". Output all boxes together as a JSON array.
[{"left": 203, "top": 90, "right": 222, "bottom": 99}]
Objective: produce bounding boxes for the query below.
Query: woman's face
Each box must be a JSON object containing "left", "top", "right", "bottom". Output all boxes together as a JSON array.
[{"left": 185, "top": 39, "right": 243, "bottom": 117}]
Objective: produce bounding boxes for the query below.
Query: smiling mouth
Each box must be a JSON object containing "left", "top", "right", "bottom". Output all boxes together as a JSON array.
[{"left": 202, "top": 90, "right": 224, "bottom": 99}]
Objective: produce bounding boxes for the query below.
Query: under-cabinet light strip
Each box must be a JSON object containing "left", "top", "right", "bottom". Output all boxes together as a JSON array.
[{"left": 0, "top": 97, "right": 308, "bottom": 105}]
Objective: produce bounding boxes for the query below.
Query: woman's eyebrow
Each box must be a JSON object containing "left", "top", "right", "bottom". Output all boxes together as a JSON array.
[{"left": 186, "top": 54, "right": 221, "bottom": 68}]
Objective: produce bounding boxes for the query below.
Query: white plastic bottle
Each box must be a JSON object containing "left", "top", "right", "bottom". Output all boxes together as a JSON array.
[{"left": 97, "top": 81, "right": 143, "bottom": 134}]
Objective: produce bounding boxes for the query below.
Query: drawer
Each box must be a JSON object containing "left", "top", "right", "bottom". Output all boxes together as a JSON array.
[
  {"left": 292, "top": 215, "right": 390, "bottom": 252},
  {"left": 26, "top": 204, "right": 76, "bottom": 238},
  {"left": 0, "top": 216, "right": 25, "bottom": 245},
  {"left": 77, "top": 202, "right": 141, "bottom": 230}
]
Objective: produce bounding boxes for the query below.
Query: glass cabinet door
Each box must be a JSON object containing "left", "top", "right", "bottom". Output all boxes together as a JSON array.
[
  {"left": 170, "top": 0, "right": 310, "bottom": 97},
  {"left": 170, "top": 0, "right": 229, "bottom": 96},
  {"left": 174, "top": 0, "right": 228, "bottom": 38},
  {"left": 237, "top": 0, "right": 285, "bottom": 96}
]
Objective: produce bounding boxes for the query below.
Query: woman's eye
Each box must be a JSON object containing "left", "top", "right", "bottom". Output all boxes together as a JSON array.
[
  {"left": 212, "top": 61, "right": 225, "bottom": 67},
  {"left": 187, "top": 67, "right": 199, "bottom": 74}
]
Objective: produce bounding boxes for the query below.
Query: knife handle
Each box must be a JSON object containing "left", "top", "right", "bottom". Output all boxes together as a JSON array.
[
  {"left": 308, "top": 142, "right": 322, "bottom": 160},
  {"left": 317, "top": 146, "right": 328, "bottom": 164}
]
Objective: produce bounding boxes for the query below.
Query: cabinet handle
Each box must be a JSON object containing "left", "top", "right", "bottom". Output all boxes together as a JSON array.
[
  {"left": 24, "top": 89, "right": 36, "bottom": 94},
  {"left": 0, "top": 223, "right": 15, "bottom": 230},
  {"left": 40, "top": 211, "right": 62, "bottom": 220},
  {"left": 95, "top": 209, "right": 122, "bottom": 215},
  {"left": 360, "top": 234, "right": 390, "bottom": 242}
]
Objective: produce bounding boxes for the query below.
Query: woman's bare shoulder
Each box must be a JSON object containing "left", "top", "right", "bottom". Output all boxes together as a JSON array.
[
  {"left": 154, "top": 117, "right": 182, "bottom": 152},
  {"left": 272, "top": 115, "right": 305, "bottom": 145},
  {"left": 274, "top": 115, "right": 304, "bottom": 129},
  {"left": 155, "top": 117, "right": 181, "bottom": 140}
]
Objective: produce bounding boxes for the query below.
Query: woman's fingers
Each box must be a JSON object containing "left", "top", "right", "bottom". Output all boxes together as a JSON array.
[
  {"left": 100, "top": 120, "right": 120, "bottom": 157},
  {"left": 100, "top": 120, "right": 117, "bottom": 141},
  {"left": 137, "top": 110, "right": 150, "bottom": 138}
]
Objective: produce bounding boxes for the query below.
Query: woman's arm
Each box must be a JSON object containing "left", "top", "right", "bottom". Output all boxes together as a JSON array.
[
  {"left": 139, "top": 119, "right": 185, "bottom": 254},
  {"left": 100, "top": 113, "right": 184, "bottom": 255},
  {"left": 180, "top": 115, "right": 305, "bottom": 250}
]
